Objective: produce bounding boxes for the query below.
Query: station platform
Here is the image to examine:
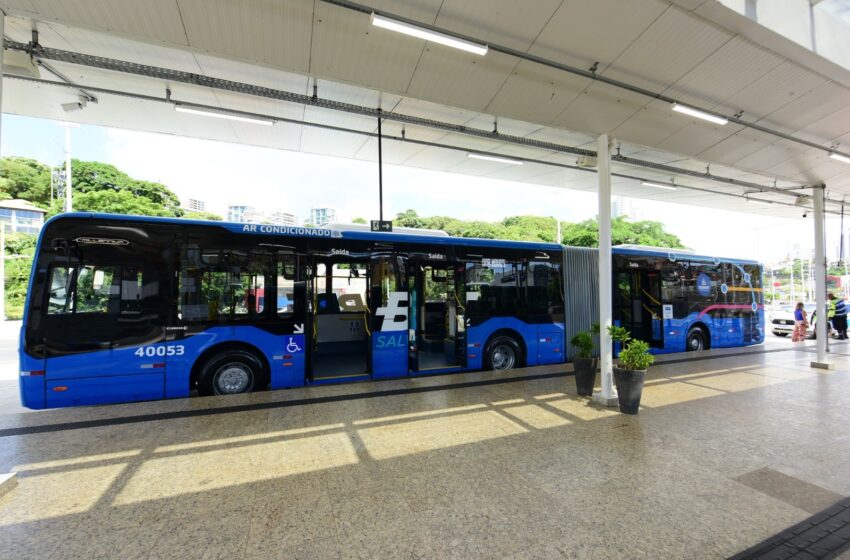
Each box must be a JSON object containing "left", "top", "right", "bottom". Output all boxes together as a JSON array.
[{"left": 0, "top": 341, "right": 848, "bottom": 559}]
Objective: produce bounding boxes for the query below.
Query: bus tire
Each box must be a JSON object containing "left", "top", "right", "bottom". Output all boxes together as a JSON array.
[
  {"left": 484, "top": 335, "right": 521, "bottom": 371},
  {"left": 198, "top": 350, "right": 261, "bottom": 396},
  {"left": 686, "top": 327, "right": 707, "bottom": 352}
]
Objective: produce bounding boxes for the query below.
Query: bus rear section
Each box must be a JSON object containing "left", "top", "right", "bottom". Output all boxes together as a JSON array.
[{"left": 564, "top": 246, "right": 764, "bottom": 355}]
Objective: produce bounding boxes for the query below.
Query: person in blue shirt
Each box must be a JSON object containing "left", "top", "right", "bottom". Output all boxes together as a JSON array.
[
  {"left": 792, "top": 302, "right": 808, "bottom": 342},
  {"left": 833, "top": 294, "right": 847, "bottom": 340}
]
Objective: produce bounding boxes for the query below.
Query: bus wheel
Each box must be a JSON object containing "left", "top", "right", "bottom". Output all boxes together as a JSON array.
[
  {"left": 198, "top": 351, "right": 260, "bottom": 396},
  {"left": 686, "top": 328, "right": 707, "bottom": 352},
  {"left": 485, "top": 336, "right": 520, "bottom": 371}
]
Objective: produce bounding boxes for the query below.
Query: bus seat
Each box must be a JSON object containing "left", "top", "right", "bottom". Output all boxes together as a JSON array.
[
  {"left": 338, "top": 293, "right": 366, "bottom": 312},
  {"left": 317, "top": 293, "right": 340, "bottom": 314}
]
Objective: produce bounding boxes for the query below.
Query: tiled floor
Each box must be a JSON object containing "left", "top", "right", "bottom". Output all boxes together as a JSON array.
[{"left": 0, "top": 342, "right": 848, "bottom": 559}]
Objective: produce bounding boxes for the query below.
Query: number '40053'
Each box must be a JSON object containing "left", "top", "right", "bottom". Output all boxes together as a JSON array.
[{"left": 134, "top": 345, "right": 185, "bottom": 358}]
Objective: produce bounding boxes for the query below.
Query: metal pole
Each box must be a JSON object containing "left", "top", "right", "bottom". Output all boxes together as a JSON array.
[
  {"left": 790, "top": 258, "right": 795, "bottom": 302},
  {"left": 593, "top": 133, "right": 617, "bottom": 407},
  {"left": 812, "top": 185, "right": 830, "bottom": 369},
  {"left": 771, "top": 269, "right": 775, "bottom": 303},
  {"left": 64, "top": 126, "right": 73, "bottom": 212},
  {"left": 838, "top": 204, "right": 847, "bottom": 274},
  {"left": 377, "top": 116, "right": 383, "bottom": 222}
]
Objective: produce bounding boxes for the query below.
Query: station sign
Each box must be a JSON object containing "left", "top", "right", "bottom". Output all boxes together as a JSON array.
[{"left": 371, "top": 220, "right": 393, "bottom": 232}]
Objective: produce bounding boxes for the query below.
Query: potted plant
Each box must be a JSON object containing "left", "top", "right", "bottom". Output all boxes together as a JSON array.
[
  {"left": 607, "top": 325, "right": 655, "bottom": 415},
  {"left": 570, "top": 325, "right": 599, "bottom": 396}
]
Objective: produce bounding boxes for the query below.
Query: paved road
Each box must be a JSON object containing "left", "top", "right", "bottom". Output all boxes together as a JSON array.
[{"left": 0, "top": 321, "right": 19, "bottom": 382}]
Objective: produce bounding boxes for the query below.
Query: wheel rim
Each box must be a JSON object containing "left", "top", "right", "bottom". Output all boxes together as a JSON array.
[
  {"left": 214, "top": 363, "right": 252, "bottom": 394},
  {"left": 688, "top": 332, "right": 704, "bottom": 351},
  {"left": 491, "top": 344, "right": 516, "bottom": 370}
]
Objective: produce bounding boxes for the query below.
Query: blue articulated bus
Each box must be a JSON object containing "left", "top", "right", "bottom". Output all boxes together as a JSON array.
[{"left": 18, "top": 214, "right": 763, "bottom": 409}]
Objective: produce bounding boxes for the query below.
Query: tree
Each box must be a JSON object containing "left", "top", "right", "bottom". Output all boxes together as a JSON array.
[
  {"left": 395, "top": 209, "right": 426, "bottom": 229},
  {"left": 183, "top": 211, "right": 223, "bottom": 221},
  {"left": 562, "top": 216, "right": 684, "bottom": 248},
  {"left": 352, "top": 217, "right": 367, "bottom": 224},
  {"left": 49, "top": 189, "right": 178, "bottom": 217},
  {"left": 0, "top": 157, "right": 52, "bottom": 207},
  {"left": 501, "top": 215, "right": 558, "bottom": 242},
  {"left": 67, "top": 160, "right": 183, "bottom": 217},
  {"left": 4, "top": 232, "right": 37, "bottom": 319}
]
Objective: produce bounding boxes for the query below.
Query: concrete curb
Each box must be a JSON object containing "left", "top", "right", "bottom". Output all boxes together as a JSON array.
[{"left": 0, "top": 472, "right": 17, "bottom": 499}]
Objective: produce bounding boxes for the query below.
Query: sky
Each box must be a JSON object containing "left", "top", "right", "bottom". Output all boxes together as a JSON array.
[{"left": 1, "top": 113, "right": 843, "bottom": 265}]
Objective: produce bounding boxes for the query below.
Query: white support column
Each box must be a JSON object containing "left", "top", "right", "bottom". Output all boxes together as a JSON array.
[
  {"left": 0, "top": 10, "right": 5, "bottom": 323},
  {"left": 593, "top": 134, "right": 618, "bottom": 406},
  {"left": 811, "top": 185, "right": 831, "bottom": 369},
  {"left": 0, "top": 10, "right": 16, "bottom": 495}
]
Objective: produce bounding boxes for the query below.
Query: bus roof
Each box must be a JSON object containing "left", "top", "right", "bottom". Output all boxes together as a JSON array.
[
  {"left": 42, "top": 213, "right": 762, "bottom": 265},
  {"left": 46, "top": 212, "right": 563, "bottom": 252},
  {"left": 612, "top": 245, "right": 761, "bottom": 266}
]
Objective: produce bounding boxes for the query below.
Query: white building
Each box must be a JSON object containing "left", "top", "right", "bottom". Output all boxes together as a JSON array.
[
  {"left": 227, "top": 205, "right": 258, "bottom": 223},
  {"left": 310, "top": 207, "right": 336, "bottom": 227},
  {"left": 612, "top": 197, "right": 643, "bottom": 221},
  {"left": 0, "top": 199, "right": 47, "bottom": 234},
  {"left": 185, "top": 198, "right": 206, "bottom": 212},
  {"left": 268, "top": 211, "right": 299, "bottom": 226}
]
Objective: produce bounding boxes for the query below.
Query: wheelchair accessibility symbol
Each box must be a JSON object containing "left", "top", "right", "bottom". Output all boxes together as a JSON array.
[{"left": 286, "top": 337, "right": 302, "bottom": 353}]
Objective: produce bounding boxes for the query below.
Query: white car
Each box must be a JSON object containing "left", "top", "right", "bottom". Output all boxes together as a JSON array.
[{"left": 770, "top": 303, "right": 816, "bottom": 338}]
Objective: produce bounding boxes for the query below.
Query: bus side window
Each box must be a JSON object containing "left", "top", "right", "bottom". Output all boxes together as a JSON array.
[
  {"left": 277, "top": 255, "right": 296, "bottom": 317},
  {"left": 47, "top": 266, "right": 75, "bottom": 315},
  {"left": 76, "top": 266, "right": 120, "bottom": 314}
]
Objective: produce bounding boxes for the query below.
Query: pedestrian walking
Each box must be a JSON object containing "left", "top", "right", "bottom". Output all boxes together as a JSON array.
[
  {"left": 792, "top": 302, "right": 808, "bottom": 342},
  {"left": 834, "top": 294, "right": 848, "bottom": 340}
]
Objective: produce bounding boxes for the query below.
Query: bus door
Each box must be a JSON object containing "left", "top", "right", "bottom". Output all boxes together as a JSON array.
[
  {"left": 410, "top": 261, "right": 466, "bottom": 373},
  {"left": 307, "top": 256, "right": 371, "bottom": 380},
  {"left": 370, "top": 254, "right": 408, "bottom": 379},
  {"left": 615, "top": 268, "right": 664, "bottom": 349},
  {"left": 266, "top": 251, "right": 307, "bottom": 389}
]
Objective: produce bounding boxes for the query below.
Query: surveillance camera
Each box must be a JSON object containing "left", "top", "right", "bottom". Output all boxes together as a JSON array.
[
  {"left": 61, "top": 101, "right": 84, "bottom": 112},
  {"left": 803, "top": 211, "right": 808, "bottom": 218},
  {"left": 61, "top": 96, "right": 87, "bottom": 112}
]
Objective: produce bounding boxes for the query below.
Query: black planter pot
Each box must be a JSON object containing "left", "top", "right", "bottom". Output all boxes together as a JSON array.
[
  {"left": 573, "top": 357, "right": 599, "bottom": 396},
  {"left": 613, "top": 367, "right": 647, "bottom": 415}
]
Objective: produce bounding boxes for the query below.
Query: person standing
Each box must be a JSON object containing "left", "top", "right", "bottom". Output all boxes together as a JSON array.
[
  {"left": 828, "top": 293, "right": 838, "bottom": 337},
  {"left": 834, "top": 294, "right": 848, "bottom": 340},
  {"left": 792, "top": 302, "right": 808, "bottom": 342}
]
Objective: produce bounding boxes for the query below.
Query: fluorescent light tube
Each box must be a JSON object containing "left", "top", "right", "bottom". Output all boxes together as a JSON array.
[
  {"left": 174, "top": 104, "right": 274, "bottom": 126},
  {"left": 829, "top": 152, "right": 850, "bottom": 164},
  {"left": 371, "top": 13, "right": 488, "bottom": 56},
  {"left": 468, "top": 153, "right": 523, "bottom": 165},
  {"left": 746, "top": 197, "right": 772, "bottom": 206},
  {"left": 641, "top": 181, "right": 676, "bottom": 191},
  {"left": 671, "top": 103, "right": 728, "bottom": 125}
]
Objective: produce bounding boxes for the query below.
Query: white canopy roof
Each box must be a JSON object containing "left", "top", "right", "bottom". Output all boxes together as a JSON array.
[{"left": 1, "top": 0, "right": 848, "bottom": 217}]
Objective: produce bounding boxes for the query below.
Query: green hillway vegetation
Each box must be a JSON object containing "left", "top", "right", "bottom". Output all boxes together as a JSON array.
[{"left": 1, "top": 156, "right": 686, "bottom": 319}]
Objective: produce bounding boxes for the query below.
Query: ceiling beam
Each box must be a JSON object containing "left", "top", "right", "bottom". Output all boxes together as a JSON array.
[
  {"left": 320, "top": 0, "right": 850, "bottom": 163},
  {"left": 7, "top": 73, "right": 838, "bottom": 215}
]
